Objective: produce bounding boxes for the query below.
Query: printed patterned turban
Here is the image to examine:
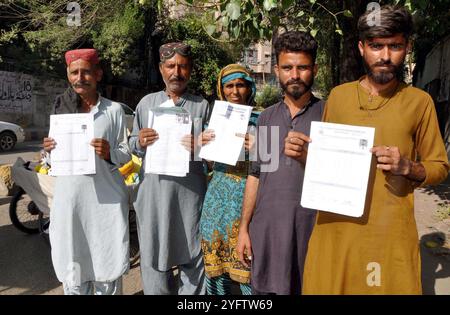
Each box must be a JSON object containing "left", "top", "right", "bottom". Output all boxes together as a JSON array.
[
  {"left": 217, "top": 64, "right": 256, "bottom": 105},
  {"left": 159, "top": 42, "right": 191, "bottom": 62},
  {"left": 65, "top": 49, "right": 99, "bottom": 66}
]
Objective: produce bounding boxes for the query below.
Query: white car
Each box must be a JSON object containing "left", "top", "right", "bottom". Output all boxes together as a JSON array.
[{"left": 0, "top": 121, "right": 25, "bottom": 151}]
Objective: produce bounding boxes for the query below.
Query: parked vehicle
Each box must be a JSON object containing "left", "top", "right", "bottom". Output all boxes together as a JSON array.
[
  {"left": 0, "top": 121, "right": 25, "bottom": 151},
  {"left": 9, "top": 158, "right": 140, "bottom": 267}
]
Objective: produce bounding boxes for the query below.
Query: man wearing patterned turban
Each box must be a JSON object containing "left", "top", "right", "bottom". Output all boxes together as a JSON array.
[{"left": 129, "top": 42, "right": 210, "bottom": 294}]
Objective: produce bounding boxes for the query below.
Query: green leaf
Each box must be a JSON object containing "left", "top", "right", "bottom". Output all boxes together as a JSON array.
[
  {"left": 310, "top": 29, "right": 317, "bottom": 37},
  {"left": 281, "top": 0, "right": 295, "bottom": 10},
  {"left": 417, "top": 0, "right": 428, "bottom": 10},
  {"left": 309, "top": 0, "right": 316, "bottom": 4},
  {"left": 206, "top": 24, "right": 216, "bottom": 36},
  {"left": 297, "top": 10, "right": 305, "bottom": 17},
  {"left": 335, "top": 29, "right": 343, "bottom": 36},
  {"left": 404, "top": 0, "right": 412, "bottom": 11},
  {"left": 222, "top": 16, "right": 230, "bottom": 27},
  {"left": 309, "top": 16, "right": 315, "bottom": 24},
  {"left": 263, "top": 0, "right": 277, "bottom": 11},
  {"left": 233, "top": 25, "right": 241, "bottom": 38},
  {"left": 226, "top": 2, "right": 241, "bottom": 21},
  {"left": 343, "top": 10, "right": 353, "bottom": 17},
  {"left": 253, "top": 18, "right": 259, "bottom": 29}
]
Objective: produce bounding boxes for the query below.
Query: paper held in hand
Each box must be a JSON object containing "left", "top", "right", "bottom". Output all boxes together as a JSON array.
[
  {"left": 145, "top": 106, "right": 191, "bottom": 177},
  {"left": 301, "top": 122, "right": 375, "bottom": 217},
  {"left": 199, "top": 100, "right": 252, "bottom": 166},
  {"left": 48, "top": 113, "right": 96, "bottom": 176}
]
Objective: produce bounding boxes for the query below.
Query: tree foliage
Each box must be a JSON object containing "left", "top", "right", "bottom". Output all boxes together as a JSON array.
[
  {"left": 0, "top": 0, "right": 163, "bottom": 75},
  {"left": 182, "top": 0, "right": 449, "bottom": 94},
  {"left": 181, "top": 0, "right": 351, "bottom": 45},
  {"left": 1, "top": 0, "right": 447, "bottom": 96},
  {"left": 255, "top": 84, "right": 281, "bottom": 109},
  {"left": 393, "top": 0, "right": 450, "bottom": 81}
]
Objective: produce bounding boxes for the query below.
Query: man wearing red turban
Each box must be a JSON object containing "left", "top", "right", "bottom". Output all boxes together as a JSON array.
[{"left": 43, "top": 49, "right": 131, "bottom": 295}]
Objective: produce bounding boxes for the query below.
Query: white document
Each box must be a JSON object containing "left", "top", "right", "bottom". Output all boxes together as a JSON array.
[
  {"left": 48, "top": 113, "right": 95, "bottom": 176},
  {"left": 199, "top": 100, "right": 252, "bottom": 166},
  {"left": 301, "top": 122, "right": 375, "bottom": 217},
  {"left": 159, "top": 99, "right": 175, "bottom": 108},
  {"left": 145, "top": 107, "right": 191, "bottom": 177}
]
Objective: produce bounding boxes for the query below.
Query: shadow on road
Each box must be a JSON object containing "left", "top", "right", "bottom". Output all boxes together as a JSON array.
[
  {"left": 421, "top": 175, "right": 450, "bottom": 207},
  {"left": 0, "top": 222, "right": 61, "bottom": 295},
  {"left": 420, "top": 232, "right": 450, "bottom": 295},
  {"left": 0, "top": 196, "right": 12, "bottom": 206}
]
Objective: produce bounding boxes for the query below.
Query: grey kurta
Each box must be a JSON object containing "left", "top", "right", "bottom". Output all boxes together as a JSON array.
[
  {"left": 49, "top": 96, "right": 131, "bottom": 283},
  {"left": 129, "top": 91, "right": 209, "bottom": 271},
  {"left": 249, "top": 97, "right": 324, "bottom": 294}
]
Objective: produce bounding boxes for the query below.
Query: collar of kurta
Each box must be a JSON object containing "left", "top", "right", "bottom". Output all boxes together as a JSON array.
[
  {"left": 163, "top": 90, "right": 188, "bottom": 107},
  {"left": 88, "top": 94, "right": 103, "bottom": 114},
  {"left": 358, "top": 75, "right": 403, "bottom": 98},
  {"left": 279, "top": 94, "right": 319, "bottom": 119},
  {"left": 357, "top": 76, "right": 405, "bottom": 111}
]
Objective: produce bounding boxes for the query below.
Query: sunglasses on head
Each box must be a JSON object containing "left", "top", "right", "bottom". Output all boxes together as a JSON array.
[{"left": 160, "top": 45, "right": 191, "bottom": 60}]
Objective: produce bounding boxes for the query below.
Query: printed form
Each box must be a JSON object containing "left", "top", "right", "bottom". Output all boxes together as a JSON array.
[
  {"left": 145, "top": 107, "right": 191, "bottom": 177},
  {"left": 199, "top": 100, "right": 252, "bottom": 166},
  {"left": 48, "top": 113, "right": 95, "bottom": 176},
  {"left": 301, "top": 122, "right": 375, "bottom": 217}
]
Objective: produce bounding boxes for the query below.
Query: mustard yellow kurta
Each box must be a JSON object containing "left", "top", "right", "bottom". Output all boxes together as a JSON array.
[{"left": 303, "top": 78, "right": 449, "bottom": 294}]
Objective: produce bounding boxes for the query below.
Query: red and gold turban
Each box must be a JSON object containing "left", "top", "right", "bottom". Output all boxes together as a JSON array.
[{"left": 65, "top": 49, "right": 99, "bottom": 66}]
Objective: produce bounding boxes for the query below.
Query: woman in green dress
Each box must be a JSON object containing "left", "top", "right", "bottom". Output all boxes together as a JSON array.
[{"left": 200, "top": 64, "right": 259, "bottom": 295}]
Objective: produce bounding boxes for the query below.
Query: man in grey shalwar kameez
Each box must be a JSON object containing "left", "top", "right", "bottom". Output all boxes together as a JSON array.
[
  {"left": 237, "top": 32, "right": 324, "bottom": 294},
  {"left": 44, "top": 49, "right": 131, "bottom": 295},
  {"left": 129, "top": 42, "right": 209, "bottom": 294}
]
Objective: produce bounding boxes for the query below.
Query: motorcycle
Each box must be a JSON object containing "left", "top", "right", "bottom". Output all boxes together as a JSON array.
[{"left": 9, "top": 157, "right": 140, "bottom": 267}]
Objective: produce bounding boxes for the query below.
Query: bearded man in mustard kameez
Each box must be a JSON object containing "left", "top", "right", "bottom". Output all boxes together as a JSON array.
[{"left": 303, "top": 5, "right": 449, "bottom": 294}]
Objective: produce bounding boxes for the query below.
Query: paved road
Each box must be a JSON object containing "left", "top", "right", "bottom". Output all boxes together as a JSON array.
[
  {"left": 0, "top": 141, "right": 43, "bottom": 165},
  {"left": 0, "top": 194, "right": 143, "bottom": 294}
]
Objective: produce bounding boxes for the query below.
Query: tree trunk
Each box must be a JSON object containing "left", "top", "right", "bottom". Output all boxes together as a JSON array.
[{"left": 339, "top": 0, "right": 371, "bottom": 84}]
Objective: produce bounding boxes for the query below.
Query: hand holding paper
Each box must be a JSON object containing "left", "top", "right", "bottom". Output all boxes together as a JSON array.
[
  {"left": 370, "top": 145, "right": 411, "bottom": 175},
  {"left": 139, "top": 128, "right": 159, "bottom": 147},
  {"left": 90, "top": 138, "right": 110, "bottom": 161},
  {"left": 199, "top": 129, "right": 215, "bottom": 146},
  {"left": 284, "top": 131, "right": 311, "bottom": 164}
]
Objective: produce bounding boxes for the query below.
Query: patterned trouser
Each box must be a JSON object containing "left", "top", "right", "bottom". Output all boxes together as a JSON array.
[{"left": 206, "top": 274, "right": 252, "bottom": 295}]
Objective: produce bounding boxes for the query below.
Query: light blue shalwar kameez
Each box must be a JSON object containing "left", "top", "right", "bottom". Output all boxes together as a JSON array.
[
  {"left": 49, "top": 96, "right": 131, "bottom": 295},
  {"left": 129, "top": 91, "right": 209, "bottom": 295}
]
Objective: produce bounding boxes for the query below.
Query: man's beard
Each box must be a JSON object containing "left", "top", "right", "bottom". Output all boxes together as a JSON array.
[
  {"left": 364, "top": 59, "right": 404, "bottom": 84},
  {"left": 280, "top": 78, "right": 313, "bottom": 100},
  {"left": 166, "top": 75, "right": 187, "bottom": 91}
]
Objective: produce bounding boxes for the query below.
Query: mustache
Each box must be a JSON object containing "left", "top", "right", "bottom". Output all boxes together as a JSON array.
[
  {"left": 72, "top": 81, "right": 91, "bottom": 88},
  {"left": 372, "top": 60, "right": 394, "bottom": 68},
  {"left": 169, "top": 75, "right": 186, "bottom": 82},
  {"left": 286, "top": 79, "right": 306, "bottom": 86}
]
